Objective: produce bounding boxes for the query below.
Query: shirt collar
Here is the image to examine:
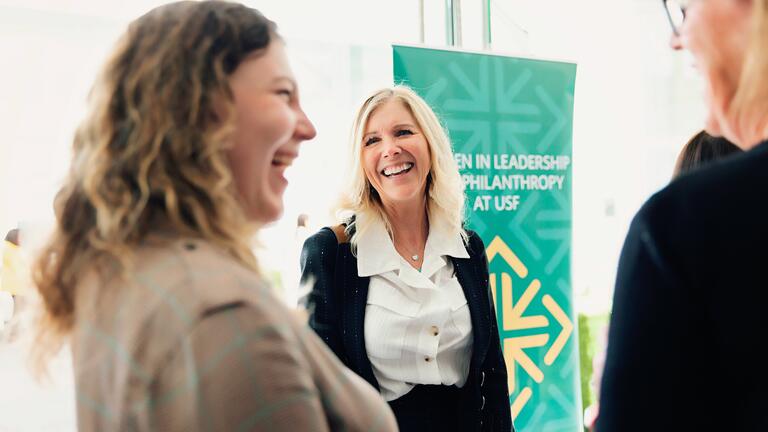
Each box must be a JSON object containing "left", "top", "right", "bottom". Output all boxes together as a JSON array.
[
  {"left": 356, "top": 212, "right": 469, "bottom": 278},
  {"left": 356, "top": 213, "right": 401, "bottom": 277},
  {"left": 420, "top": 217, "right": 469, "bottom": 278},
  {"left": 425, "top": 216, "right": 470, "bottom": 260}
]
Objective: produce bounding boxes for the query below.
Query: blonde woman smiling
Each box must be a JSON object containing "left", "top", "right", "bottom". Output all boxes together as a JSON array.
[{"left": 301, "top": 86, "right": 513, "bottom": 431}]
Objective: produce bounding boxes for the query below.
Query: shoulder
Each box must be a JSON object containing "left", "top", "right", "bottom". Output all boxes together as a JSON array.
[
  {"left": 462, "top": 229, "right": 486, "bottom": 257},
  {"left": 626, "top": 147, "right": 768, "bottom": 282},
  {"left": 637, "top": 147, "right": 766, "bottom": 240},
  {"left": 302, "top": 227, "right": 340, "bottom": 254},
  {"left": 125, "top": 237, "right": 275, "bottom": 329},
  {"left": 73, "top": 237, "right": 289, "bottom": 379},
  {"left": 150, "top": 238, "right": 297, "bottom": 339},
  {"left": 464, "top": 229, "right": 482, "bottom": 243}
]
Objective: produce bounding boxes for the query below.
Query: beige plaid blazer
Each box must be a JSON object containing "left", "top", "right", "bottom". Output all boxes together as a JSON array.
[{"left": 71, "top": 234, "right": 397, "bottom": 431}]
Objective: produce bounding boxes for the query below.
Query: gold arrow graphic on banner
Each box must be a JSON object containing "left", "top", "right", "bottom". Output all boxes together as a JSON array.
[
  {"left": 510, "top": 387, "right": 532, "bottom": 420},
  {"left": 487, "top": 236, "right": 528, "bottom": 278},
  {"left": 491, "top": 273, "right": 549, "bottom": 331},
  {"left": 504, "top": 334, "right": 548, "bottom": 391},
  {"left": 542, "top": 294, "right": 573, "bottom": 366},
  {"left": 485, "top": 236, "right": 575, "bottom": 421}
]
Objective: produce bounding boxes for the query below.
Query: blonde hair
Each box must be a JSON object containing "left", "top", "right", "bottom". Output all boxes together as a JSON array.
[
  {"left": 31, "top": 1, "right": 276, "bottom": 370},
  {"left": 339, "top": 86, "right": 467, "bottom": 249},
  {"left": 730, "top": 0, "right": 768, "bottom": 145}
]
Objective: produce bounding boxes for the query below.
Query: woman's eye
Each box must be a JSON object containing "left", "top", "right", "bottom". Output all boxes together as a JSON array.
[
  {"left": 276, "top": 89, "right": 293, "bottom": 100},
  {"left": 365, "top": 137, "right": 380, "bottom": 146},
  {"left": 395, "top": 129, "right": 414, "bottom": 137}
]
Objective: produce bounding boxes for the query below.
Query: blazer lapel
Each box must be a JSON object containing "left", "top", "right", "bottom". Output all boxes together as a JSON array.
[
  {"left": 452, "top": 254, "right": 491, "bottom": 373},
  {"left": 338, "top": 244, "right": 380, "bottom": 391}
]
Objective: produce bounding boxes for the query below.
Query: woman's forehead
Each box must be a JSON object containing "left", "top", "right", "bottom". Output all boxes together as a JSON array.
[{"left": 367, "top": 100, "right": 416, "bottom": 127}]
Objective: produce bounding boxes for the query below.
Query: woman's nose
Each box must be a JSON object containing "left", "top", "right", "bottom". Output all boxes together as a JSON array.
[
  {"left": 382, "top": 139, "right": 401, "bottom": 158},
  {"left": 669, "top": 32, "right": 683, "bottom": 51},
  {"left": 295, "top": 108, "right": 316, "bottom": 141}
]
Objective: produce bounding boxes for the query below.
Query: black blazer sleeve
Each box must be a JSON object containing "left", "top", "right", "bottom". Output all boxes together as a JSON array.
[
  {"left": 468, "top": 231, "right": 514, "bottom": 432},
  {"left": 299, "top": 228, "right": 345, "bottom": 360}
]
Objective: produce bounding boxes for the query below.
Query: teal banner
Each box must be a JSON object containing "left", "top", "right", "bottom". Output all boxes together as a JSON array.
[{"left": 393, "top": 45, "right": 579, "bottom": 430}]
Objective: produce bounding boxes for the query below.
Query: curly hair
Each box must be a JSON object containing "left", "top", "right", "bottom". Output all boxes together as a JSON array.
[
  {"left": 339, "top": 86, "right": 467, "bottom": 250},
  {"left": 32, "top": 1, "right": 277, "bottom": 368}
]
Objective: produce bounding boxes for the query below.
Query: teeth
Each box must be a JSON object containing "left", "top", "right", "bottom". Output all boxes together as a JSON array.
[{"left": 382, "top": 163, "right": 413, "bottom": 177}]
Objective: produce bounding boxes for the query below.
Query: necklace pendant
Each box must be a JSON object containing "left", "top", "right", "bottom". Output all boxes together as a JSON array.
[{"left": 411, "top": 254, "right": 419, "bottom": 261}]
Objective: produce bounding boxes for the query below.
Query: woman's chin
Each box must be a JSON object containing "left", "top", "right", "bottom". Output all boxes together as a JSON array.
[{"left": 248, "top": 199, "right": 283, "bottom": 225}]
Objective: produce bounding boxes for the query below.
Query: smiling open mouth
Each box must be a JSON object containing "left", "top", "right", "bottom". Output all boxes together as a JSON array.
[
  {"left": 272, "top": 153, "right": 295, "bottom": 167},
  {"left": 381, "top": 162, "right": 414, "bottom": 177}
]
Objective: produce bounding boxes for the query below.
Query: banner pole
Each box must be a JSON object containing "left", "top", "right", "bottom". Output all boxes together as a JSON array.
[
  {"left": 445, "top": 0, "right": 454, "bottom": 46},
  {"left": 453, "top": 0, "right": 462, "bottom": 47},
  {"left": 418, "top": 0, "right": 425, "bottom": 44},
  {"left": 482, "top": 0, "right": 491, "bottom": 49}
]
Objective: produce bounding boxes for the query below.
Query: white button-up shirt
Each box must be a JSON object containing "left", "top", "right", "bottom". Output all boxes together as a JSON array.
[{"left": 357, "top": 214, "right": 474, "bottom": 401}]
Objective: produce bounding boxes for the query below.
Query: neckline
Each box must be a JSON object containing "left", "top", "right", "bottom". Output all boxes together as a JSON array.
[{"left": 750, "top": 139, "right": 768, "bottom": 153}]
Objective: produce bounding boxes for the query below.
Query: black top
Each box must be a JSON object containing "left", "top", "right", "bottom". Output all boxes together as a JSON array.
[
  {"left": 300, "top": 225, "right": 514, "bottom": 432},
  {"left": 598, "top": 140, "right": 768, "bottom": 431}
]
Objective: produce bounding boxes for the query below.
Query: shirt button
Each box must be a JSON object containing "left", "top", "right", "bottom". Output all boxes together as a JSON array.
[{"left": 430, "top": 325, "right": 439, "bottom": 336}]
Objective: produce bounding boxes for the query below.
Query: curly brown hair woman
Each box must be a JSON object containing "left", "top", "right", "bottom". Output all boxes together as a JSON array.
[{"left": 31, "top": 2, "right": 397, "bottom": 431}]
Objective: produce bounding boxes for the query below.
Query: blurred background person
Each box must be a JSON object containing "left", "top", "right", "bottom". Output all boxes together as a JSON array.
[
  {"left": 301, "top": 86, "right": 512, "bottom": 431},
  {"left": 673, "top": 130, "right": 743, "bottom": 178},
  {"left": 1, "top": 229, "right": 19, "bottom": 339},
  {"left": 281, "top": 213, "right": 311, "bottom": 307},
  {"left": 296, "top": 213, "right": 311, "bottom": 242},
  {"left": 30, "top": 2, "right": 396, "bottom": 431},
  {"left": 1, "top": 228, "right": 30, "bottom": 342},
  {"left": 2, "top": 229, "right": 23, "bottom": 299},
  {"left": 598, "top": 0, "right": 768, "bottom": 430},
  {"left": 0, "top": 291, "right": 12, "bottom": 336}
]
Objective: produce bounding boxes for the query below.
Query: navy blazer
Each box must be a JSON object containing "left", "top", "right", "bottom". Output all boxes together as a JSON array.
[
  {"left": 300, "top": 224, "right": 513, "bottom": 432},
  {"left": 598, "top": 140, "right": 768, "bottom": 431}
]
